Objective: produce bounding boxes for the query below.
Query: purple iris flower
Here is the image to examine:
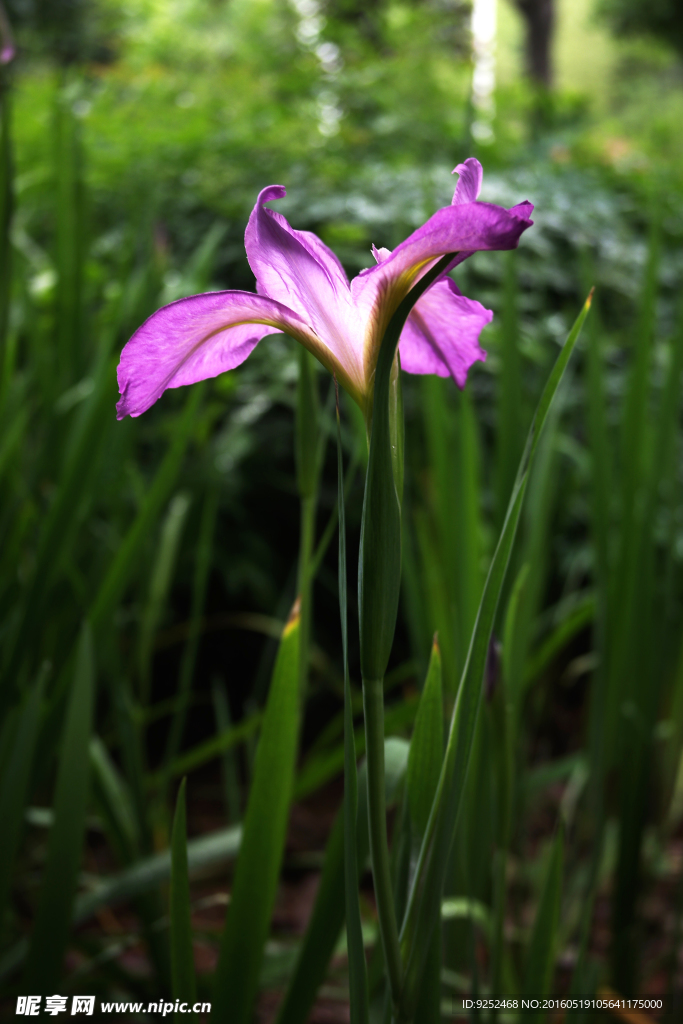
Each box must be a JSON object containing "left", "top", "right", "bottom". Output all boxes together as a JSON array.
[{"left": 116, "top": 158, "right": 533, "bottom": 421}]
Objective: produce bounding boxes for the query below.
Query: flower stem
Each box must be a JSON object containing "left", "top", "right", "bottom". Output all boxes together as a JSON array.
[
  {"left": 363, "top": 674, "right": 403, "bottom": 1013},
  {"left": 295, "top": 347, "right": 319, "bottom": 698},
  {"left": 297, "top": 493, "right": 316, "bottom": 698}
]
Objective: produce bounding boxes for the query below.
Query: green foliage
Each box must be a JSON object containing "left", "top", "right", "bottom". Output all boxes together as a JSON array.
[
  {"left": 23, "top": 625, "right": 94, "bottom": 994},
  {"left": 170, "top": 779, "right": 196, "bottom": 1009},
  {"left": 398, "top": 293, "right": 593, "bottom": 1021},
  {"left": 1, "top": 6, "right": 683, "bottom": 1018},
  {"left": 406, "top": 639, "right": 444, "bottom": 841},
  {"left": 597, "top": 0, "right": 683, "bottom": 57},
  {"left": 0, "top": 669, "right": 46, "bottom": 943},
  {"left": 213, "top": 605, "right": 301, "bottom": 1024},
  {"left": 524, "top": 826, "right": 564, "bottom": 1009}
]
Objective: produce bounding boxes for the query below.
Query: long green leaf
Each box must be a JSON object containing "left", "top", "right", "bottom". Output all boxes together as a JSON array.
[
  {"left": 54, "top": 81, "right": 84, "bottom": 382},
  {"left": 90, "top": 385, "right": 202, "bottom": 634},
  {"left": 275, "top": 741, "right": 408, "bottom": 1024},
  {"left": 524, "top": 594, "right": 595, "bottom": 689},
  {"left": 211, "top": 676, "right": 242, "bottom": 824},
  {"left": 165, "top": 485, "right": 218, "bottom": 763},
  {"left": 275, "top": 810, "right": 345, "bottom": 1024},
  {"left": 420, "top": 377, "right": 472, "bottom": 690},
  {"left": 170, "top": 778, "right": 196, "bottom": 1008},
  {"left": 23, "top": 623, "right": 94, "bottom": 993},
  {"left": 496, "top": 250, "right": 524, "bottom": 529},
  {"left": 292, "top": 696, "right": 418, "bottom": 802},
  {"left": 138, "top": 491, "right": 191, "bottom": 703},
  {"left": 398, "top": 292, "right": 593, "bottom": 1019},
  {"left": 0, "top": 667, "right": 46, "bottom": 941},
  {"left": 213, "top": 602, "right": 301, "bottom": 1024},
  {"left": 0, "top": 75, "right": 12, "bottom": 395},
  {"left": 406, "top": 639, "right": 444, "bottom": 1024},
  {"left": 0, "top": 825, "right": 243, "bottom": 984},
  {"left": 89, "top": 735, "right": 139, "bottom": 866},
  {"left": 74, "top": 825, "right": 242, "bottom": 927},
  {"left": 148, "top": 710, "right": 261, "bottom": 788},
  {"left": 524, "top": 826, "right": 564, "bottom": 1021},
  {"left": 406, "top": 638, "right": 444, "bottom": 841},
  {"left": 1, "top": 358, "right": 115, "bottom": 700}
]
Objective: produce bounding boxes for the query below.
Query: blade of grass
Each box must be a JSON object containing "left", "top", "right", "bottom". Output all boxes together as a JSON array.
[
  {"left": 23, "top": 623, "right": 94, "bottom": 993},
  {"left": 104, "top": 685, "right": 170, "bottom": 994},
  {"left": 524, "top": 825, "right": 564, "bottom": 1023},
  {"left": 275, "top": 744, "right": 408, "bottom": 1024},
  {"left": 496, "top": 250, "right": 524, "bottom": 530},
  {"left": 489, "top": 576, "right": 521, "bottom": 1003},
  {"left": 165, "top": 485, "right": 218, "bottom": 763},
  {"left": 0, "top": 73, "right": 12, "bottom": 401},
  {"left": 399, "top": 292, "right": 593, "bottom": 1020},
  {"left": 75, "top": 825, "right": 242, "bottom": 926},
  {"left": 211, "top": 676, "right": 242, "bottom": 823},
  {"left": 292, "top": 696, "right": 418, "bottom": 803},
  {"left": 54, "top": 81, "right": 84, "bottom": 383},
  {"left": 0, "top": 824, "right": 244, "bottom": 984},
  {"left": 89, "top": 385, "right": 202, "bottom": 636},
  {"left": 148, "top": 709, "right": 261, "bottom": 789},
  {"left": 213, "top": 600, "right": 301, "bottom": 1024},
  {"left": 138, "top": 492, "right": 191, "bottom": 704},
  {"left": 170, "top": 778, "right": 196, "bottom": 1009},
  {"left": 89, "top": 735, "right": 139, "bottom": 866},
  {"left": 406, "top": 639, "right": 444, "bottom": 1024},
  {"left": 523, "top": 594, "right": 595, "bottom": 688},
  {"left": 401, "top": 508, "right": 431, "bottom": 682},
  {"left": 420, "top": 376, "right": 460, "bottom": 690},
  {"left": 413, "top": 507, "right": 457, "bottom": 697},
  {"left": 406, "top": 638, "right": 444, "bottom": 842},
  {"left": 0, "top": 665, "right": 47, "bottom": 943},
  {"left": 0, "top": 357, "right": 116, "bottom": 699},
  {"left": 455, "top": 388, "right": 484, "bottom": 653},
  {"left": 610, "top": 219, "right": 667, "bottom": 993},
  {"left": 513, "top": 405, "right": 563, "bottom": 701}
]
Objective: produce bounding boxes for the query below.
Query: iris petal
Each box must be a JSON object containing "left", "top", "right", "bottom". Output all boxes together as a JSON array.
[
  {"left": 117, "top": 290, "right": 325, "bottom": 419},
  {"left": 400, "top": 279, "right": 490, "bottom": 387},
  {"left": 451, "top": 157, "right": 483, "bottom": 205},
  {"left": 116, "top": 160, "right": 534, "bottom": 420},
  {"left": 244, "top": 187, "right": 365, "bottom": 396},
  {"left": 353, "top": 197, "right": 533, "bottom": 381}
]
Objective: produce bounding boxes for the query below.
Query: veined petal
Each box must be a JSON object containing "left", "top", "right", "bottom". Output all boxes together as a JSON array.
[
  {"left": 244, "top": 186, "right": 365, "bottom": 397},
  {"left": 116, "top": 290, "right": 359, "bottom": 420},
  {"left": 353, "top": 198, "right": 532, "bottom": 381},
  {"left": 399, "top": 279, "right": 490, "bottom": 387},
  {"left": 451, "top": 157, "right": 483, "bottom": 205}
]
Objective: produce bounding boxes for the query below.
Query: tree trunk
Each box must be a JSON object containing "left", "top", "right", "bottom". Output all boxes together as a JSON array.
[{"left": 513, "top": 0, "right": 555, "bottom": 89}]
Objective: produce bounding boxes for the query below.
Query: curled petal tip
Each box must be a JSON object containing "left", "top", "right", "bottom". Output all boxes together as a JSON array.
[
  {"left": 258, "top": 184, "right": 287, "bottom": 205},
  {"left": 451, "top": 157, "right": 483, "bottom": 205},
  {"left": 451, "top": 156, "right": 482, "bottom": 176},
  {"left": 371, "top": 243, "right": 391, "bottom": 265}
]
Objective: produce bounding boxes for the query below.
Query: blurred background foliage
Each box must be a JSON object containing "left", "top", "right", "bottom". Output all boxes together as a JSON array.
[{"left": 1, "top": 0, "right": 683, "bottom": 1019}]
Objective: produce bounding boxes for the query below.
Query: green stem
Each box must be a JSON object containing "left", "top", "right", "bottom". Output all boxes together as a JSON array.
[
  {"left": 297, "top": 494, "right": 316, "bottom": 697},
  {"left": 363, "top": 675, "right": 403, "bottom": 1014}
]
